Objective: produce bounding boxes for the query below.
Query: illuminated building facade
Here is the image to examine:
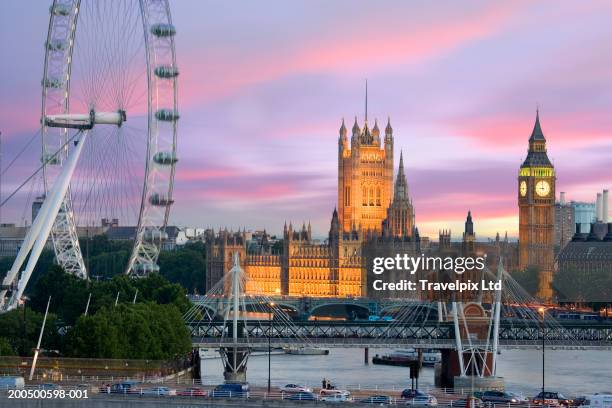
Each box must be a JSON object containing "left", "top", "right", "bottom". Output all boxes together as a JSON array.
[{"left": 205, "top": 113, "right": 415, "bottom": 297}]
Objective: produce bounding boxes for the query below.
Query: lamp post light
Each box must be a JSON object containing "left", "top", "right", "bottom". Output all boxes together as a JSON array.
[
  {"left": 538, "top": 306, "right": 546, "bottom": 397},
  {"left": 268, "top": 301, "right": 275, "bottom": 394}
]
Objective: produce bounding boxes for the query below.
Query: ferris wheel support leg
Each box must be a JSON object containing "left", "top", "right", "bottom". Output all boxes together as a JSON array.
[
  {"left": 2, "top": 131, "right": 89, "bottom": 311},
  {"left": 0, "top": 203, "right": 49, "bottom": 308}
]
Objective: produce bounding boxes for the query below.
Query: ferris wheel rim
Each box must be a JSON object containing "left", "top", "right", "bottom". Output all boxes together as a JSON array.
[{"left": 40, "top": 0, "right": 178, "bottom": 278}]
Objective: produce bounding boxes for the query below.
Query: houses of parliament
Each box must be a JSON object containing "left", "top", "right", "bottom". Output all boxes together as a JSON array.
[
  {"left": 205, "top": 111, "right": 421, "bottom": 297},
  {"left": 204, "top": 107, "right": 553, "bottom": 299}
]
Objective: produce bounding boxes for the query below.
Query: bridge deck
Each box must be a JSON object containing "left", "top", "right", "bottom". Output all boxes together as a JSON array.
[{"left": 187, "top": 320, "right": 612, "bottom": 350}]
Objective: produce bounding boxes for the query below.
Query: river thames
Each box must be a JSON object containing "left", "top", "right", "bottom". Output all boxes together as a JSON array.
[{"left": 200, "top": 348, "right": 612, "bottom": 396}]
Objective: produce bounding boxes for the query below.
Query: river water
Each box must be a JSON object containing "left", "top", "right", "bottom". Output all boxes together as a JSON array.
[{"left": 200, "top": 348, "right": 612, "bottom": 397}]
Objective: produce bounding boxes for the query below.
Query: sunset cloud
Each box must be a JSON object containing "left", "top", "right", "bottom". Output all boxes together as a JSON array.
[{"left": 1, "top": 1, "right": 612, "bottom": 238}]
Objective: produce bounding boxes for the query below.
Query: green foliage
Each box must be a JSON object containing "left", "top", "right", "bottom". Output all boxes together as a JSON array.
[
  {"left": 158, "top": 241, "right": 206, "bottom": 293},
  {"left": 0, "top": 307, "right": 60, "bottom": 356},
  {"left": 80, "top": 235, "right": 133, "bottom": 279},
  {"left": 271, "top": 239, "right": 284, "bottom": 254},
  {"left": 29, "top": 265, "right": 90, "bottom": 324},
  {"left": 66, "top": 303, "right": 191, "bottom": 359},
  {"left": 511, "top": 265, "right": 540, "bottom": 297},
  {"left": 1, "top": 234, "right": 198, "bottom": 359},
  {"left": 0, "top": 337, "right": 15, "bottom": 356},
  {"left": 29, "top": 266, "right": 191, "bottom": 323}
]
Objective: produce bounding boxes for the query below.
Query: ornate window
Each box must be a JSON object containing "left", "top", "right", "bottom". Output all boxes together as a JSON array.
[
  {"left": 369, "top": 187, "right": 375, "bottom": 206},
  {"left": 376, "top": 187, "right": 381, "bottom": 206}
]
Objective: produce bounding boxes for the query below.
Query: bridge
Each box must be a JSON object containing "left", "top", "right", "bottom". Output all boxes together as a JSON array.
[
  {"left": 188, "top": 294, "right": 433, "bottom": 319},
  {"left": 185, "top": 255, "right": 612, "bottom": 386},
  {"left": 188, "top": 320, "right": 612, "bottom": 350}
]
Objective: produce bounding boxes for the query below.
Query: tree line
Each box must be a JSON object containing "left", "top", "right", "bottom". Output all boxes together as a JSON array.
[{"left": 0, "top": 234, "right": 205, "bottom": 359}]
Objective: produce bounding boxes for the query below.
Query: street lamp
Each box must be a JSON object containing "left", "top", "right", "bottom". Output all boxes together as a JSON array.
[
  {"left": 268, "top": 301, "right": 275, "bottom": 394},
  {"left": 538, "top": 306, "right": 546, "bottom": 397}
]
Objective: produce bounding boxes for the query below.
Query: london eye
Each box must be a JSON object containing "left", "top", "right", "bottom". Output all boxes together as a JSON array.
[{"left": 0, "top": 0, "right": 178, "bottom": 312}]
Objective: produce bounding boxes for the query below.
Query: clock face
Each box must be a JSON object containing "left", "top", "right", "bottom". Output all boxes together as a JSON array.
[
  {"left": 520, "top": 181, "right": 527, "bottom": 197},
  {"left": 535, "top": 180, "right": 551, "bottom": 197}
]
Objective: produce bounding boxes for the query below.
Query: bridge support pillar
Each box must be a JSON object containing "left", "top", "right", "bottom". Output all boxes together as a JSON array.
[
  {"left": 435, "top": 350, "right": 503, "bottom": 390},
  {"left": 220, "top": 347, "right": 250, "bottom": 383},
  {"left": 364, "top": 347, "right": 369, "bottom": 364}
]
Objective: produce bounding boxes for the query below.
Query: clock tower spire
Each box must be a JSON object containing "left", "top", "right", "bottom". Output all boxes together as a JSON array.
[{"left": 518, "top": 110, "right": 556, "bottom": 300}]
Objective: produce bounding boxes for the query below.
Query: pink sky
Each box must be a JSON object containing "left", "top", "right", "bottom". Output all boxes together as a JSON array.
[{"left": 1, "top": 1, "right": 612, "bottom": 240}]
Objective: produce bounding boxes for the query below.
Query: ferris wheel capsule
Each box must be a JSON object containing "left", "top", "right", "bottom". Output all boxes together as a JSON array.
[
  {"left": 154, "top": 66, "right": 179, "bottom": 78},
  {"left": 151, "top": 23, "right": 176, "bottom": 37}
]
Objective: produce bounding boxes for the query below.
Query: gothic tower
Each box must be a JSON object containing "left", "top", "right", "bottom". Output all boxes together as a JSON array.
[
  {"left": 462, "top": 210, "right": 475, "bottom": 255},
  {"left": 518, "top": 111, "right": 556, "bottom": 300},
  {"left": 383, "top": 151, "right": 415, "bottom": 238},
  {"left": 338, "top": 112, "right": 394, "bottom": 233}
]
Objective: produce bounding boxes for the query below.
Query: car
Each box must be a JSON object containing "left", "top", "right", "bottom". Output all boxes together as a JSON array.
[
  {"left": 280, "top": 383, "right": 312, "bottom": 393},
  {"left": 403, "top": 390, "right": 437, "bottom": 406},
  {"left": 402, "top": 389, "right": 429, "bottom": 399},
  {"left": 286, "top": 391, "right": 318, "bottom": 401},
  {"left": 109, "top": 381, "right": 140, "bottom": 394},
  {"left": 320, "top": 388, "right": 350, "bottom": 397},
  {"left": 321, "top": 393, "right": 351, "bottom": 403},
  {"left": 39, "top": 383, "right": 61, "bottom": 390},
  {"left": 209, "top": 383, "right": 249, "bottom": 398},
  {"left": 573, "top": 396, "right": 589, "bottom": 407},
  {"left": 480, "top": 390, "right": 528, "bottom": 404},
  {"left": 137, "top": 386, "right": 177, "bottom": 396},
  {"left": 582, "top": 394, "right": 612, "bottom": 408},
  {"left": 177, "top": 386, "right": 207, "bottom": 397},
  {"left": 452, "top": 397, "right": 484, "bottom": 408},
  {"left": 0, "top": 377, "right": 24, "bottom": 389},
  {"left": 533, "top": 391, "right": 573, "bottom": 407},
  {"left": 360, "top": 395, "right": 392, "bottom": 404}
]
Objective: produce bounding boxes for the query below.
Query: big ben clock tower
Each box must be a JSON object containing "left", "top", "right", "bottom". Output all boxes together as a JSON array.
[{"left": 518, "top": 110, "right": 555, "bottom": 300}]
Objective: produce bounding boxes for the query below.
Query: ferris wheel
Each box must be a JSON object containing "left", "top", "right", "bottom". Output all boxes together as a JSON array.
[{"left": 0, "top": 0, "right": 178, "bottom": 311}]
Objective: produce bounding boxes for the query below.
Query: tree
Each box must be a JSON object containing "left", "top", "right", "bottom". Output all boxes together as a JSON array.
[
  {"left": 0, "top": 338, "right": 15, "bottom": 356},
  {"left": 66, "top": 303, "right": 191, "bottom": 359},
  {"left": 0, "top": 307, "right": 60, "bottom": 356},
  {"left": 28, "top": 266, "right": 191, "bottom": 323},
  {"left": 511, "top": 266, "right": 540, "bottom": 297},
  {"left": 158, "top": 242, "right": 205, "bottom": 293}
]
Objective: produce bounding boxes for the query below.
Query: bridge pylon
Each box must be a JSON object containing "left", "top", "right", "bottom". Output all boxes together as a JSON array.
[
  {"left": 219, "top": 253, "right": 251, "bottom": 383},
  {"left": 436, "top": 259, "right": 505, "bottom": 390}
]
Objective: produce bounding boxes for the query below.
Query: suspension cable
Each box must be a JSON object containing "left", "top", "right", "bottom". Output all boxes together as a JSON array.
[
  {"left": 0, "top": 130, "right": 83, "bottom": 208},
  {"left": 0, "top": 129, "right": 41, "bottom": 177}
]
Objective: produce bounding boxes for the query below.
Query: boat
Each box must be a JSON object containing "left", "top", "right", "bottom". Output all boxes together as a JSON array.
[
  {"left": 372, "top": 348, "right": 440, "bottom": 367},
  {"left": 284, "top": 347, "right": 330, "bottom": 355},
  {"left": 198, "top": 348, "right": 220, "bottom": 359}
]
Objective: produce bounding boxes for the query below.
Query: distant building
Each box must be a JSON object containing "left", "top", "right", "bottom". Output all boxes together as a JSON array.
[
  {"left": 557, "top": 222, "right": 612, "bottom": 302},
  {"left": 0, "top": 223, "right": 52, "bottom": 258},
  {"left": 572, "top": 202, "right": 596, "bottom": 233},
  {"left": 104, "top": 225, "right": 185, "bottom": 250},
  {"left": 101, "top": 218, "right": 119, "bottom": 228},
  {"left": 32, "top": 196, "right": 44, "bottom": 224},
  {"left": 555, "top": 192, "right": 574, "bottom": 250}
]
